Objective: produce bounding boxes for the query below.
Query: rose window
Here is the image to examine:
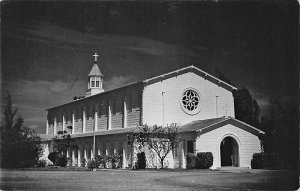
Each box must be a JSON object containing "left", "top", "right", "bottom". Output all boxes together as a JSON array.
[{"left": 180, "top": 88, "right": 202, "bottom": 115}]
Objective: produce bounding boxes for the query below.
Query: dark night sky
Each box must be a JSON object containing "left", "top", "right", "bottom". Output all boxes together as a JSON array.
[{"left": 1, "top": 1, "right": 298, "bottom": 133}]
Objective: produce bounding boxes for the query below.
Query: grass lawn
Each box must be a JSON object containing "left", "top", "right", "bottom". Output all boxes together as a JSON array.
[{"left": 0, "top": 168, "right": 296, "bottom": 190}]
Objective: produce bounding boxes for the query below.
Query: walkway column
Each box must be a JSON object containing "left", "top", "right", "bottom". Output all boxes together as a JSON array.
[
  {"left": 54, "top": 116, "right": 57, "bottom": 134},
  {"left": 82, "top": 108, "right": 86, "bottom": 133},
  {"left": 94, "top": 105, "right": 98, "bottom": 131},
  {"left": 46, "top": 118, "right": 49, "bottom": 134},
  {"left": 181, "top": 140, "right": 186, "bottom": 169},
  {"left": 108, "top": 103, "right": 112, "bottom": 130},
  {"left": 62, "top": 114, "right": 65, "bottom": 132},
  {"left": 123, "top": 98, "right": 127, "bottom": 128},
  {"left": 72, "top": 110, "right": 75, "bottom": 134},
  {"left": 72, "top": 149, "right": 75, "bottom": 167},
  {"left": 77, "top": 148, "right": 81, "bottom": 167},
  {"left": 122, "top": 142, "right": 126, "bottom": 169}
]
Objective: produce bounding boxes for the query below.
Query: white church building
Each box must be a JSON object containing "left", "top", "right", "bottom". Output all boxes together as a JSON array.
[{"left": 41, "top": 54, "right": 264, "bottom": 169}]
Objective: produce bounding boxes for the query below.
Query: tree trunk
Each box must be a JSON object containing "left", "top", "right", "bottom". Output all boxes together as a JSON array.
[{"left": 160, "top": 158, "right": 164, "bottom": 169}]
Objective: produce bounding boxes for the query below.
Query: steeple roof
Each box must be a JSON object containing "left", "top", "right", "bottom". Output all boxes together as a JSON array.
[{"left": 88, "top": 63, "right": 103, "bottom": 76}]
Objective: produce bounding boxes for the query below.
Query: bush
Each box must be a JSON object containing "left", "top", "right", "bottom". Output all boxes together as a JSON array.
[
  {"left": 186, "top": 153, "right": 196, "bottom": 169},
  {"left": 37, "top": 159, "right": 47, "bottom": 167},
  {"left": 195, "top": 152, "right": 213, "bottom": 169},
  {"left": 112, "top": 153, "right": 121, "bottom": 169},
  {"left": 87, "top": 160, "right": 98, "bottom": 170},
  {"left": 137, "top": 152, "right": 146, "bottom": 169},
  {"left": 58, "top": 155, "right": 68, "bottom": 167},
  {"left": 48, "top": 152, "right": 59, "bottom": 165},
  {"left": 251, "top": 153, "right": 263, "bottom": 169}
]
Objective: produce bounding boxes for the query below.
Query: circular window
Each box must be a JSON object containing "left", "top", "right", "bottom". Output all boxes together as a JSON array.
[{"left": 180, "top": 88, "right": 202, "bottom": 115}]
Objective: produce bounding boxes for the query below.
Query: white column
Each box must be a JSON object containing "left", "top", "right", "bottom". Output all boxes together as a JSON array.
[
  {"left": 82, "top": 108, "right": 86, "bottom": 133},
  {"left": 66, "top": 149, "right": 69, "bottom": 158},
  {"left": 122, "top": 142, "right": 126, "bottom": 169},
  {"left": 94, "top": 106, "right": 98, "bottom": 131},
  {"left": 54, "top": 116, "right": 57, "bottom": 134},
  {"left": 123, "top": 98, "right": 127, "bottom": 128},
  {"left": 72, "top": 149, "right": 75, "bottom": 167},
  {"left": 108, "top": 104, "right": 112, "bottom": 130},
  {"left": 72, "top": 110, "right": 75, "bottom": 134},
  {"left": 77, "top": 149, "right": 81, "bottom": 167},
  {"left": 46, "top": 118, "right": 49, "bottom": 134},
  {"left": 181, "top": 141, "right": 186, "bottom": 169},
  {"left": 62, "top": 114, "right": 65, "bottom": 132}
]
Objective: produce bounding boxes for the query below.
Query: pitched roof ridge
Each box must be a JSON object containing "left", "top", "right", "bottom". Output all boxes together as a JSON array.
[{"left": 88, "top": 63, "right": 103, "bottom": 76}]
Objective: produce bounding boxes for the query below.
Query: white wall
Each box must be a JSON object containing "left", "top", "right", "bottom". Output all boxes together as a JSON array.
[
  {"left": 195, "top": 124, "right": 261, "bottom": 169},
  {"left": 143, "top": 72, "right": 235, "bottom": 126}
]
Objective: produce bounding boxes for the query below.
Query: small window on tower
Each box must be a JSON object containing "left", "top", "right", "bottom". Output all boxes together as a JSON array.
[
  {"left": 91, "top": 81, "right": 95, "bottom": 87},
  {"left": 96, "top": 81, "right": 99, "bottom": 87}
]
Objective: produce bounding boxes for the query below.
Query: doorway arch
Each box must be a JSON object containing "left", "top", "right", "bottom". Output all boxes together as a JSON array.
[{"left": 220, "top": 136, "right": 239, "bottom": 167}]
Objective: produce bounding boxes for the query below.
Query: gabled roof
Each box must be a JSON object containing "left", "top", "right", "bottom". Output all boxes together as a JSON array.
[
  {"left": 143, "top": 65, "right": 237, "bottom": 91},
  {"left": 88, "top": 63, "right": 103, "bottom": 76},
  {"left": 179, "top": 116, "right": 264, "bottom": 136}
]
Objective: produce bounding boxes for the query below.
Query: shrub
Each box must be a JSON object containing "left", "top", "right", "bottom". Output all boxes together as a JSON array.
[
  {"left": 87, "top": 160, "right": 98, "bottom": 170},
  {"left": 37, "top": 159, "right": 47, "bottom": 167},
  {"left": 58, "top": 155, "right": 68, "bottom": 167},
  {"left": 112, "top": 153, "right": 121, "bottom": 169},
  {"left": 186, "top": 153, "right": 196, "bottom": 169},
  {"left": 137, "top": 152, "right": 146, "bottom": 169},
  {"left": 48, "top": 152, "right": 59, "bottom": 165},
  {"left": 82, "top": 158, "right": 87, "bottom": 167},
  {"left": 251, "top": 153, "right": 263, "bottom": 169},
  {"left": 195, "top": 152, "right": 213, "bottom": 169},
  {"left": 95, "top": 154, "right": 112, "bottom": 168}
]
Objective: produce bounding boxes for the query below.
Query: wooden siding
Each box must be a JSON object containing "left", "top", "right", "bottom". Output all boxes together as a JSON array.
[
  {"left": 48, "top": 125, "right": 54, "bottom": 134},
  {"left": 85, "top": 117, "right": 94, "bottom": 132},
  {"left": 74, "top": 120, "right": 82, "bottom": 134},
  {"left": 111, "top": 113, "right": 123, "bottom": 129},
  {"left": 195, "top": 124, "right": 261, "bottom": 169},
  {"left": 127, "top": 109, "right": 140, "bottom": 128},
  {"left": 56, "top": 123, "right": 63, "bottom": 133},
  {"left": 97, "top": 115, "right": 108, "bottom": 130},
  {"left": 143, "top": 72, "right": 235, "bottom": 126}
]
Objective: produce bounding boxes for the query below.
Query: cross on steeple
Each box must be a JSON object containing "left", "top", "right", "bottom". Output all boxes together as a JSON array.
[{"left": 93, "top": 53, "right": 99, "bottom": 62}]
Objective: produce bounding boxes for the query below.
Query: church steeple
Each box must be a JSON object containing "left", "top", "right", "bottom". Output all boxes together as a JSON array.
[{"left": 86, "top": 53, "right": 104, "bottom": 97}]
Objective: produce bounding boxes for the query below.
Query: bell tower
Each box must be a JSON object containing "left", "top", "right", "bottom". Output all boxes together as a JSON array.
[{"left": 86, "top": 53, "right": 104, "bottom": 97}]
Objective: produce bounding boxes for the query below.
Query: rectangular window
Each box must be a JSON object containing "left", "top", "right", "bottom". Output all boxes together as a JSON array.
[
  {"left": 91, "top": 81, "right": 95, "bottom": 87},
  {"left": 187, "top": 140, "right": 194, "bottom": 154},
  {"left": 96, "top": 81, "right": 99, "bottom": 87}
]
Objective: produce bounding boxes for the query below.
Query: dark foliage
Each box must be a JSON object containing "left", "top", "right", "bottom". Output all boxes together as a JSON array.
[
  {"left": 0, "top": 92, "right": 43, "bottom": 168},
  {"left": 233, "top": 88, "right": 260, "bottom": 127},
  {"left": 58, "top": 155, "right": 68, "bottom": 167},
  {"left": 195, "top": 152, "right": 213, "bottom": 169},
  {"left": 251, "top": 153, "right": 263, "bottom": 169},
  {"left": 137, "top": 152, "right": 146, "bottom": 169},
  {"left": 186, "top": 153, "right": 196, "bottom": 169},
  {"left": 48, "top": 152, "right": 60, "bottom": 165},
  {"left": 37, "top": 159, "right": 47, "bottom": 168}
]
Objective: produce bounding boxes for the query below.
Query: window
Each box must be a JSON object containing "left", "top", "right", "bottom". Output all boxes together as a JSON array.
[
  {"left": 91, "top": 81, "right": 95, "bottom": 87},
  {"left": 180, "top": 88, "right": 202, "bottom": 115},
  {"left": 187, "top": 140, "right": 194, "bottom": 154},
  {"left": 96, "top": 81, "right": 99, "bottom": 87}
]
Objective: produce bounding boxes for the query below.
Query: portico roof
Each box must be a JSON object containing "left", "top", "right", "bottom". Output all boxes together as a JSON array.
[{"left": 178, "top": 116, "right": 264, "bottom": 136}]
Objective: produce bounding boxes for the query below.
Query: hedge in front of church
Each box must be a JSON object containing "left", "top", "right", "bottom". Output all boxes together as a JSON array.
[{"left": 186, "top": 152, "right": 213, "bottom": 169}]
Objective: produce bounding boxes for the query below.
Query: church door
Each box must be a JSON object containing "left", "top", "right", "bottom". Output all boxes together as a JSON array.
[{"left": 220, "top": 137, "right": 239, "bottom": 167}]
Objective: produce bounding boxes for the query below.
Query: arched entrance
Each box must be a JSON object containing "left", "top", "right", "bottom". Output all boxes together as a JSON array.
[{"left": 220, "top": 136, "right": 239, "bottom": 167}]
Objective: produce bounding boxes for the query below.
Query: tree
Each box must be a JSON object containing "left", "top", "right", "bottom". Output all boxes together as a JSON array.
[
  {"left": 51, "top": 129, "right": 78, "bottom": 167},
  {"left": 53, "top": 129, "right": 77, "bottom": 154},
  {"left": 1, "top": 92, "right": 43, "bottom": 168},
  {"left": 233, "top": 87, "right": 260, "bottom": 127},
  {"left": 128, "top": 124, "right": 181, "bottom": 169}
]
